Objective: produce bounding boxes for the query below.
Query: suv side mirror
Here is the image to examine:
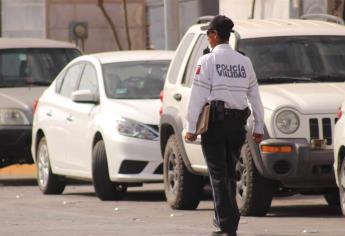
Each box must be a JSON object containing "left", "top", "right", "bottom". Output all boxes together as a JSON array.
[{"left": 72, "top": 90, "right": 99, "bottom": 104}]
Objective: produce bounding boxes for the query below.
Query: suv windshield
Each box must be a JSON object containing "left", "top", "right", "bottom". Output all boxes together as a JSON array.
[
  {"left": 0, "top": 48, "right": 80, "bottom": 88},
  {"left": 102, "top": 61, "right": 170, "bottom": 99},
  {"left": 238, "top": 36, "right": 345, "bottom": 84}
]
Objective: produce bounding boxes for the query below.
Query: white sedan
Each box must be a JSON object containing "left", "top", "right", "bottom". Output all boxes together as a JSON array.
[{"left": 31, "top": 50, "right": 173, "bottom": 200}]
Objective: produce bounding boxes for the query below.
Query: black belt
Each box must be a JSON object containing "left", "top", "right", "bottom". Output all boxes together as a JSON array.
[
  {"left": 224, "top": 108, "right": 250, "bottom": 119},
  {"left": 210, "top": 100, "right": 251, "bottom": 122}
]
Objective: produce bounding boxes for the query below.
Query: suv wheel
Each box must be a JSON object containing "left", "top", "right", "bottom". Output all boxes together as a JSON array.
[
  {"left": 36, "top": 137, "right": 66, "bottom": 194},
  {"left": 339, "top": 158, "right": 345, "bottom": 216},
  {"left": 163, "top": 135, "right": 203, "bottom": 210},
  {"left": 236, "top": 141, "right": 276, "bottom": 216},
  {"left": 92, "top": 140, "right": 127, "bottom": 201}
]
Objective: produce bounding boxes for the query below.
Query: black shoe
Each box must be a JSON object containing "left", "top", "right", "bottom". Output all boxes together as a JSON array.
[{"left": 212, "top": 230, "right": 237, "bottom": 236}]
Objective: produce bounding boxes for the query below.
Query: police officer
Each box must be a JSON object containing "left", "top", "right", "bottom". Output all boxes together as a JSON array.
[{"left": 185, "top": 15, "right": 264, "bottom": 236}]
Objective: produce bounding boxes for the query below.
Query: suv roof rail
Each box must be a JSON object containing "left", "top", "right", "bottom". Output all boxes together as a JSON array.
[
  {"left": 300, "top": 13, "right": 345, "bottom": 25},
  {"left": 196, "top": 15, "right": 214, "bottom": 24}
]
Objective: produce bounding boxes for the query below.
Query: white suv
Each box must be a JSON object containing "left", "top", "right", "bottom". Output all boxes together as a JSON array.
[
  {"left": 333, "top": 103, "right": 345, "bottom": 216},
  {"left": 160, "top": 19, "right": 345, "bottom": 215}
]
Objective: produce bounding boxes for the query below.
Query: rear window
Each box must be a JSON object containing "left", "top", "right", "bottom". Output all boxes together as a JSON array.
[{"left": 0, "top": 48, "right": 80, "bottom": 88}]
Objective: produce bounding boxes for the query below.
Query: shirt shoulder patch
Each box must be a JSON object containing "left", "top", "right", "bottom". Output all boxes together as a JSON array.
[{"left": 195, "top": 65, "right": 201, "bottom": 75}]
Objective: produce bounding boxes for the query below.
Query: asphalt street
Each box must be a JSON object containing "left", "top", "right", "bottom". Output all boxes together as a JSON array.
[{"left": 0, "top": 180, "right": 344, "bottom": 236}]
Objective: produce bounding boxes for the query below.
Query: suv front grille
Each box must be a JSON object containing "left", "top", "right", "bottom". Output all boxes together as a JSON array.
[{"left": 309, "top": 117, "right": 337, "bottom": 145}]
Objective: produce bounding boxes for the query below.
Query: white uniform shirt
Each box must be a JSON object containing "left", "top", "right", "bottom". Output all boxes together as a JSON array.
[{"left": 186, "top": 44, "right": 264, "bottom": 134}]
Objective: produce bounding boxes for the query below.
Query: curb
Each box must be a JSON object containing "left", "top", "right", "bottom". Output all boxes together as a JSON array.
[{"left": 0, "top": 164, "right": 36, "bottom": 176}]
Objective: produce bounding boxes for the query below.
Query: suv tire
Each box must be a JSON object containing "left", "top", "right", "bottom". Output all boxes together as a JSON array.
[
  {"left": 92, "top": 140, "right": 127, "bottom": 201},
  {"left": 163, "top": 135, "right": 203, "bottom": 210},
  {"left": 36, "top": 137, "right": 66, "bottom": 194},
  {"left": 339, "top": 157, "right": 345, "bottom": 216},
  {"left": 236, "top": 141, "right": 276, "bottom": 216}
]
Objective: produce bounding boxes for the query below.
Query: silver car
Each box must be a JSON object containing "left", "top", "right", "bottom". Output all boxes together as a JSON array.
[{"left": 0, "top": 38, "right": 81, "bottom": 168}]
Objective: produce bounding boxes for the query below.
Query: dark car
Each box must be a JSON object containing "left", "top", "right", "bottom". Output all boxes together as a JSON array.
[{"left": 0, "top": 38, "right": 81, "bottom": 168}]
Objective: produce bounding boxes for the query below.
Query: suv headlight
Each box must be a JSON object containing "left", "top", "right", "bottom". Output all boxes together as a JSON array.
[
  {"left": 0, "top": 109, "right": 29, "bottom": 125},
  {"left": 275, "top": 110, "right": 299, "bottom": 134},
  {"left": 117, "top": 118, "right": 158, "bottom": 140}
]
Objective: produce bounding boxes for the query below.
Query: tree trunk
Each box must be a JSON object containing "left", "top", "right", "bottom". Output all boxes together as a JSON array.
[
  {"left": 123, "top": 0, "right": 131, "bottom": 50},
  {"left": 97, "top": 0, "right": 123, "bottom": 50}
]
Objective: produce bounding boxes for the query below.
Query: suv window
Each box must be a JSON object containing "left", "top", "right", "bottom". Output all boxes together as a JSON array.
[
  {"left": 238, "top": 36, "right": 345, "bottom": 84},
  {"left": 0, "top": 48, "right": 80, "bottom": 88},
  {"left": 78, "top": 64, "right": 98, "bottom": 94},
  {"left": 168, "top": 33, "right": 194, "bottom": 84},
  {"left": 59, "top": 63, "right": 84, "bottom": 98},
  {"left": 182, "top": 34, "right": 208, "bottom": 87}
]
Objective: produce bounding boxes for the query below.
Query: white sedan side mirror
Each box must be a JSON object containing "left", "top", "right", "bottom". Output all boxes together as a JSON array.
[{"left": 72, "top": 90, "right": 99, "bottom": 104}]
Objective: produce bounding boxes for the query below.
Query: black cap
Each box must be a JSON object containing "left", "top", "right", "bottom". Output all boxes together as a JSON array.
[{"left": 201, "top": 15, "right": 234, "bottom": 34}]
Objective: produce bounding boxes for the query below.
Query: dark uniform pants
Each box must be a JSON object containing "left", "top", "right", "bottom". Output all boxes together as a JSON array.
[{"left": 201, "top": 117, "right": 246, "bottom": 234}]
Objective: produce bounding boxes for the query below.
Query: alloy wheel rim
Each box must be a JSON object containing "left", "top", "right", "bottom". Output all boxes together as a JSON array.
[
  {"left": 236, "top": 149, "right": 247, "bottom": 202},
  {"left": 167, "top": 152, "right": 178, "bottom": 193},
  {"left": 38, "top": 142, "right": 49, "bottom": 188}
]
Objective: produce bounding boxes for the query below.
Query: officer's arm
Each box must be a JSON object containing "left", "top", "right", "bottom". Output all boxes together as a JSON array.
[
  {"left": 246, "top": 59, "right": 264, "bottom": 135},
  {"left": 186, "top": 57, "right": 211, "bottom": 134}
]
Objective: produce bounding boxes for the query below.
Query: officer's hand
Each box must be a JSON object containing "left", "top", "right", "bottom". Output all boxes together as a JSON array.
[
  {"left": 253, "top": 133, "right": 263, "bottom": 144},
  {"left": 185, "top": 132, "right": 198, "bottom": 142}
]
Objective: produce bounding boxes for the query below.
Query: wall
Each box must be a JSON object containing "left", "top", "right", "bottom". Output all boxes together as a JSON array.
[
  {"left": 147, "top": 0, "right": 219, "bottom": 50},
  {"left": 302, "top": 0, "right": 327, "bottom": 14},
  {"left": 220, "top": 0, "right": 291, "bottom": 19},
  {"left": 2, "top": 0, "right": 46, "bottom": 38},
  {"left": 47, "top": 0, "right": 147, "bottom": 53},
  {"left": 220, "top": 0, "right": 344, "bottom": 20}
]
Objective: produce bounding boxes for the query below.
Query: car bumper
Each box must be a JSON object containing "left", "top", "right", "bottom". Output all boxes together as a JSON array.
[
  {"left": 258, "top": 138, "right": 336, "bottom": 189},
  {"left": 0, "top": 125, "right": 32, "bottom": 163},
  {"left": 105, "top": 134, "right": 163, "bottom": 183}
]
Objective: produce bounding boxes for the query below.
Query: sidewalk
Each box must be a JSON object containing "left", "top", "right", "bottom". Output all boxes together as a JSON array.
[{"left": 0, "top": 164, "right": 36, "bottom": 180}]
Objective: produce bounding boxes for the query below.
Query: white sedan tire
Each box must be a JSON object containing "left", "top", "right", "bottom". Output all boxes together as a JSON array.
[
  {"left": 36, "top": 137, "right": 66, "bottom": 194},
  {"left": 92, "top": 140, "right": 127, "bottom": 201}
]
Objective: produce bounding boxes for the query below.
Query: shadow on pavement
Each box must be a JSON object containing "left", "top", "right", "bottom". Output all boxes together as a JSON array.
[
  {"left": 124, "top": 189, "right": 166, "bottom": 202},
  {"left": 0, "top": 178, "right": 37, "bottom": 186},
  {"left": 0, "top": 178, "right": 90, "bottom": 187},
  {"left": 268, "top": 204, "right": 342, "bottom": 218},
  {"left": 63, "top": 187, "right": 213, "bottom": 202},
  {"left": 121, "top": 185, "right": 213, "bottom": 202}
]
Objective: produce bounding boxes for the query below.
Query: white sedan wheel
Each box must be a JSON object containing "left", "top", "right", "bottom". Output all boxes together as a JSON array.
[
  {"left": 37, "top": 141, "right": 50, "bottom": 189},
  {"left": 36, "top": 137, "right": 65, "bottom": 194}
]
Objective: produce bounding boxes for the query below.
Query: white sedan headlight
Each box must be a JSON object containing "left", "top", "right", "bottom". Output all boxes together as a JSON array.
[
  {"left": 0, "top": 109, "right": 29, "bottom": 125},
  {"left": 117, "top": 118, "right": 158, "bottom": 140},
  {"left": 276, "top": 110, "right": 299, "bottom": 134}
]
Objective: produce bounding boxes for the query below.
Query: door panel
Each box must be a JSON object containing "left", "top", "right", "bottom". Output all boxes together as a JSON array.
[
  {"left": 65, "top": 64, "right": 99, "bottom": 174},
  {"left": 50, "top": 63, "right": 84, "bottom": 172},
  {"left": 179, "top": 34, "right": 208, "bottom": 169},
  {"left": 39, "top": 93, "right": 69, "bottom": 171}
]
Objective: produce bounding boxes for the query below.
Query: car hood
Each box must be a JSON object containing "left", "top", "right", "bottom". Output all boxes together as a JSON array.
[
  {"left": 260, "top": 83, "right": 345, "bottom": 114},
  {"left": 107, "top": 99, "right": 161, "bottom": 125}
]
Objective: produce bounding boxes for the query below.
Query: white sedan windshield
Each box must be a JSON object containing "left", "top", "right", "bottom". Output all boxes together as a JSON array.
[{"left": 102, "top": 61, "right": 170, "bottom": 99}]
